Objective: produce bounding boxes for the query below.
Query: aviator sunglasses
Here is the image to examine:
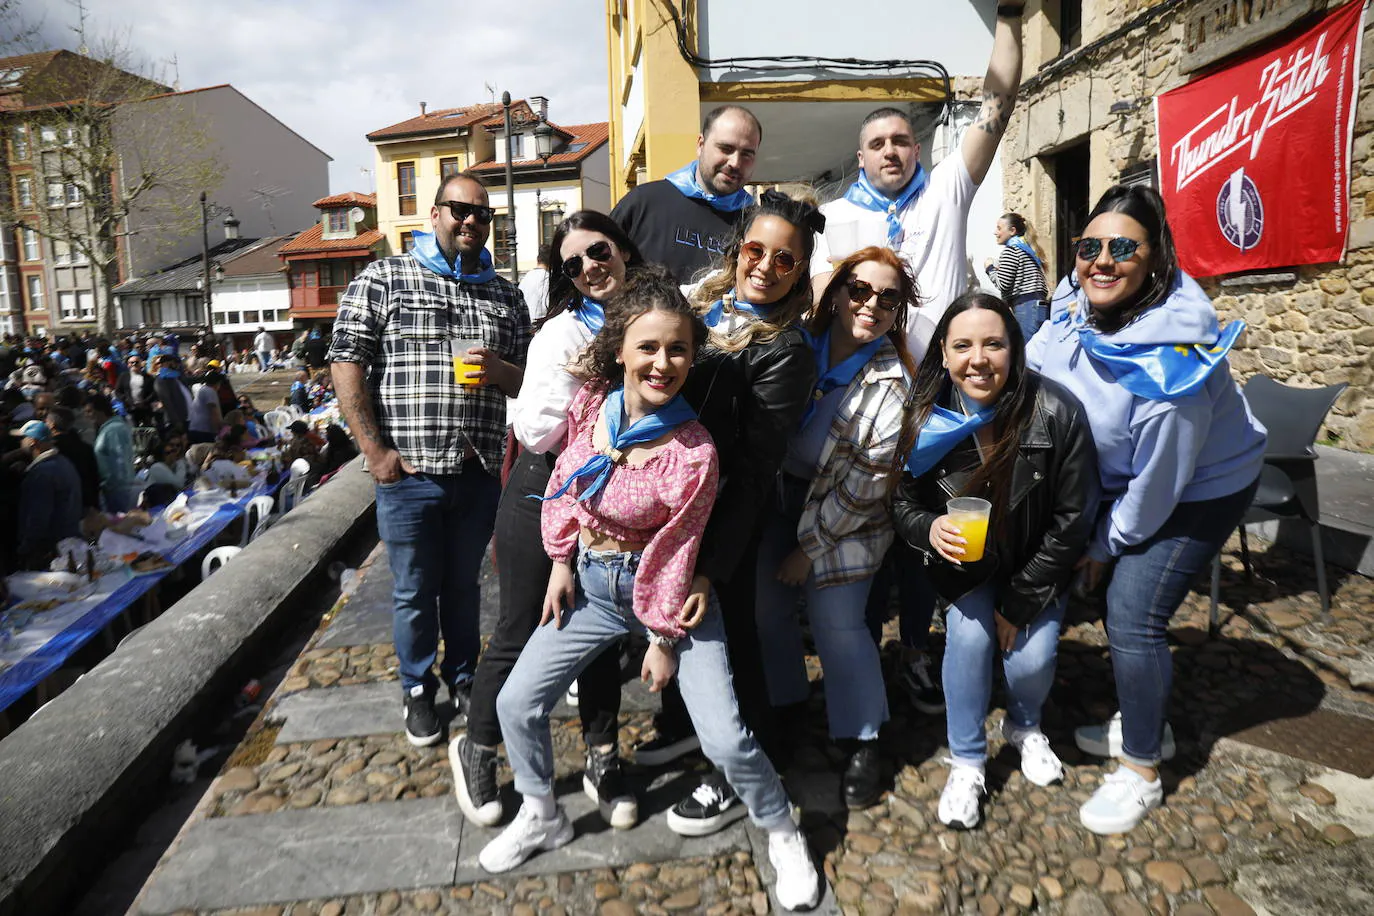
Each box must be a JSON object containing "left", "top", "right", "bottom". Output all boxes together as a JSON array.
[
  {"left": 740, "top": 241, "right": 798, "bottom": 276},
  {"left": 845, "top": 277, "right": 902, "bottom": 312},
  {"left": 561, "top": 241, "right": 615, "bottom": 278},
  {"left": 439, "top": 200, "right": 496, "bottom": 224},
  {"left": 1074, "top": 235, "right": 1144, "bottom": 263}
]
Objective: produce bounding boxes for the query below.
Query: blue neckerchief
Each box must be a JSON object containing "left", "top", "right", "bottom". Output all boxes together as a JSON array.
[
  {"left": 575, "top": 296, "right": 605, "bottom": 334},
  {"left": 534, "top": 387, "right": 698, "bottom": 504},
  {"left": 702, "top": 290, "right": 768, "bottom": 329},
  {"left": 799, "top": 328, "right": 884, "bottom": 427},
  {"left": 1064, "top": 308, "right": 1246, "bottom": 401},
  {"left": 409, "top": 230, "right": 498, "bottom": 283},
  {"left": 157, "top": 367, "right": 181, "bottom": 380},
  {"left": 664, "top": 161, "right": 754, "bottom": 213},
  {"left": 1006, "top": 236, "right": 1044, "bottom": 267},
  {"left": 905, "top": 403, "right": 995, "bottom": 477},
  {"left": 842, "top": 166, "right": 929, "bottom": 245}
]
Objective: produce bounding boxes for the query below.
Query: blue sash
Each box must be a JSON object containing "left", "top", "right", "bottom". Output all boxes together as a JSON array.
[
  {"left": 842, "top": 167, "right": 928, "bottom": 245},
  {"left": 1069, "top": 312, "right": 1246, "bottom": 401},
  {"left": 1006, "top": 236, "right": 1044, "bottom": 267},
  {"left": 409, "top": 230, "right": 498, "bottom": 283},
  {"left": 905, "top": 404, "right": 995, "bottom": 477},
  {"left": 800, "top": 328, "right": 883, "bottom": 427},
  {"left": 575, "top": 296, "right": 605, "bottom": 334},
  {"left": 536, "top": 387, "right": 698, "bottom": 503},
  {"left": 157, "top": 367, "right": 181, "bottom": 380},
  {"left": 702, "top": 290, "right": 768, "bottom": 329},
  {"left": 665, "top": 162, "right": 754, "bottom": 213}
]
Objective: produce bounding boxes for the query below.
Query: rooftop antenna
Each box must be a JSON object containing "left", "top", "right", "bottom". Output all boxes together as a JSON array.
[
  {"left": 484, "top": 81, "right": 496, "bottom": 104},
  {"left": 250, "top": 184, "right": 289, "bottom": 233},
  {"left": 169, "top": 53, "right": 181, "bottom": 91}
]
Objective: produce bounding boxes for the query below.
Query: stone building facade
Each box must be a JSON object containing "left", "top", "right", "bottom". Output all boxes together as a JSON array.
[{"left": 1002, "top": 0, "right": 1374, "bottom": 448}]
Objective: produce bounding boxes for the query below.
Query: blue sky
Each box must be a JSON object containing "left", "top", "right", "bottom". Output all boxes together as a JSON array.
[{"left": 22, "top": 0, "right": 610, "bottom": 193}]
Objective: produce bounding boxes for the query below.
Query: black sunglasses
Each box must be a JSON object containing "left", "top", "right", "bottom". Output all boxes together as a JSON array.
[
  {"left": 845, "top": 277, "right": 902, "bottom": 312},
  {"left": 439, "top": 200, "right": 495, "bottom": 224},
  {"left": 561, "top": 241, "right": 615, "bottom": 279},
  {"left": 1074, "top": 236, "right": 1144, "bottom": 263}
]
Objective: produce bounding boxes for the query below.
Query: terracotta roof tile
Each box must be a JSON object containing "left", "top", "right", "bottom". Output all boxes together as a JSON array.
[
  {"left": 367, "top": 102, "right": 509, "bottom": 141},
  {"left": 279, "top": 223, "right": 385, "bottom": 255},
  {"left": 469, "top": 121, "right": 608, "bottom": 173},
  {"left": 313, "top": 191, "right": 376, "bottom": 209},
  {"left": 220, "top": 236, "right": 294, "bottom": 278}
]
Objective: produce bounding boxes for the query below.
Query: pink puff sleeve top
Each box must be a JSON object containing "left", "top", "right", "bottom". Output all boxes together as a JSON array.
[{"left": 541, "top": 383, "right": 718, "bottom": 639}]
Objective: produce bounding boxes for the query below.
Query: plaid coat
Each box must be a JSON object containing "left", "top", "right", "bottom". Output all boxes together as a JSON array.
[{"left": 797, "top": 339, "right": 910, "bottom": 587}]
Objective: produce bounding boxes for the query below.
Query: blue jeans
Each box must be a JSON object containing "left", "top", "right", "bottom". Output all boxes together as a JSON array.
[
  {"left": 755, "top": 477, "right": 888, "bottom": 741},
  {"left": 864, "top": 541, "right": 938, "bottom": 650},
  {"left": 1010, "top": 294, "right": 1049, "bottom": 342},
  {"left": 1105, "top": 481, "right": 1257, "bottom": 766},
  {"left": 944, "top": 582, "right": 1064, "bottom": 765},
  {"left": 497, "top": 549, "right": 793, "bottom": 830},
  {"left": 374, "top": 463, "right": 500, "bottom": 694}
]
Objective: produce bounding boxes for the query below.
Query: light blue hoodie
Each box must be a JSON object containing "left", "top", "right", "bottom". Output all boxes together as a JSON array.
[{"left": 1026, "top": 271, "right": 1266, "bottom": 562}]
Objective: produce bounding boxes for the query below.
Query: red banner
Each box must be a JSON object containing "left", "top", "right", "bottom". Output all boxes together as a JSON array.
[{"left": 1155, "top": 1, "right": 1367, "bottom": 277}]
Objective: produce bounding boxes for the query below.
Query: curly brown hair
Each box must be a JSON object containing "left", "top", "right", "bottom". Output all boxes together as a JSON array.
[{"left": 576, "top": 265, "right": 709, "bottom": 390}]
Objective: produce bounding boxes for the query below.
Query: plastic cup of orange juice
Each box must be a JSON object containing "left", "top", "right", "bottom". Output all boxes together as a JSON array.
[
  {"left": 946, "top": 496, "right": 991, "bottom": 562},
  {"left": 451, "top": 338, "right": 483, "bottom": 387}
]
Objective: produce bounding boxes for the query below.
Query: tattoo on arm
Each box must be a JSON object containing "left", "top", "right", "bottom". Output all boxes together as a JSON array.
[
  {"left": 974, "top": 91, "right": 1014, "bottom": 136},
  {"left": 343, "top": 389, "right": 383, "bottom": 449}
]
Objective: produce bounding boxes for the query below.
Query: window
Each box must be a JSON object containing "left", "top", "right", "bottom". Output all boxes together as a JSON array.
[
  {"left": 492, "top": 213, "right": 513, "bottom": 269},
  {"left": 506, "top": 133, "right": 524, "bottom": 158},
  {"left": 400, "top": 231, "right": 414, "bottom": 254},
  {"left": 22, "top": 228, "right": 39, "bottom": 260},
  {"left": 141, "top": 297, "right": 161, "bottom": 325},
  {"left": 1055, "top": 0, "right": 1083, "bottom": 54},
  {"left": 26, "top": 276, "right": 43, "bottom": 312},
  {"left": 539, "top": 208, "right": 563, "bottom": 249},
  {"left": 53, "top": 239, "right": 71, "bottom": 265},
  {"left": 440, "top": 156, "right": 461, "bottom": 179},
  {"left": 226, "top": 311, "right": 241, "bottom": 324},
  {"left": 58, "top": 290, "right": 77, "bottom": 319},
  {"left": 66, "top": 183, "right": 82, "bottom": 205},
  {"left": 62, "top": 126, "right": 78, "bottom": 147},
  {"left": 16, "top": 176, "right": 32, "bottom": 210},
  {"left": 39, "top": 125, "right": 58, "bottom": 147},
  {"left": 243, "top": 310, "right": 260, "bottom": 324},
  {"left": 77, "top": 290, "right": 94, "bottom": 319},
  {"left": 319, "top": 262, "right": 340, "bottom": 287},
  {"left": 300, "top": 265, "right": 317, "bottom": 287},
  {"left": 326, "top": 209, "right": 349, "bottom": 233},
  {"left": 396, "top": 160, "right": 416, "bottom": 216},
  {"left": 47, "top": 182, "right": 64, "bottom": 207},
  {"left": 12, "top": 125, "right": 29, "bottom": 160}
]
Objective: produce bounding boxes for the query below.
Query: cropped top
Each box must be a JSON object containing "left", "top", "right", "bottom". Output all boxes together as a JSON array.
[{"left": 541, "top": 383, "right": 719, "bottom": 639}]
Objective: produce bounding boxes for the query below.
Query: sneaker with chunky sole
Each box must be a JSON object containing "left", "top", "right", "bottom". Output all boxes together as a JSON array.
[
  {"left": 584, "top": 745, "right": 638, "bottom": 829},
  {"left": 1079, "top": 767, "right": 1164, "bottom": 835},
  {"left": 937, "top": 762, "right": 985, "bottom": 830},
  {"left": 634, "top": 728, "right": 701, "bottom": 767},
  {"left": 565, "top": 679, "right": 579, "bottom": 708},
  {"left": 449, "top": 734, "right": 502, "bottom": 826},
  {"left": 478, "top": 803, "right": 574, "bottom": 873},
  {"left": 666, "top": 776, "right": 746, "bottom": 837},
  {"left": 900, "top": 652, "right": 945, "bottom": 715},
  {"left": 1001, "top": 721, "right": 1064, "bottom": 787},
  {"left": 768, "top": 826, "right": 822, "bottom": 911},
  {"left": 402, "top": 684, "right": 441, "bottom": 748},
  {"left": 447, "top": 680, "right": 472, "bottom": 721},
  {"left": 1074, "top": 711, "right": 1176, "bottom": 761}
]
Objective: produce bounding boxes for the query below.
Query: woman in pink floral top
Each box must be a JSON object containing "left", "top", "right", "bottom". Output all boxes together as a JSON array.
[{"left": 480, "top": 267, "right": 821, "bottom": 910}]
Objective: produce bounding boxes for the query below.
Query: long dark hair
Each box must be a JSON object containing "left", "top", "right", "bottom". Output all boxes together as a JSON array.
[
  {"left": 906, "top": 292, "right": 1038, "bottom": 533},
  {"left": 577, "top": 265, "right": 709, "bottom": 391},
  {"left": 541, "top": 210, "right": 644, "bottom": 330},
  {"left": 1067, "top": 184, "right": 1180, "bottom": 333}
]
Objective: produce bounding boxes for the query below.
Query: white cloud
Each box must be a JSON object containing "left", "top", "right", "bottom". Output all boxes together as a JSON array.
[{"left": 24, "top": 0, "right": 609, "bottom": 192}]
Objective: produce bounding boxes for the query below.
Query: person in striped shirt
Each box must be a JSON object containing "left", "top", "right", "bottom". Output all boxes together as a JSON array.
[{"left": 985, "top": 212, "right": 1050, "bottom": 339}]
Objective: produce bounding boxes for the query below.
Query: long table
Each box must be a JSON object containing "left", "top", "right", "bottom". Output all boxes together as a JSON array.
[{"left": 0, "top": 477, "right": 277, "bottom": 712}]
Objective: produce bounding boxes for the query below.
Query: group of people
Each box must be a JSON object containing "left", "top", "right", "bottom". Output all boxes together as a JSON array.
[{"left": 328, "top": 4, "right": 1266, "bottom": 909}]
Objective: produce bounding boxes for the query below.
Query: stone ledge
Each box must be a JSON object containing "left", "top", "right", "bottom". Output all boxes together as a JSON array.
[{"left": 0, "top": 459, "right": 378, "bottom": 916}]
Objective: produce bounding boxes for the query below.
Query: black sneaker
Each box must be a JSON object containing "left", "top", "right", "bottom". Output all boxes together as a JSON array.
[
  {"left": 403, "top": 684, "right": 442, "bottom": 747},
  {"left": 449, "top": 734, "right": 503, "bottom": 826},
  {"left": 842, "top": 741, "right": 883, "bottom": 810},
  {"left": 900, "top": 652, "right": 946, "bottom": 715},
  {"left": 583, "top": 744, "right": 638, "bottom": 829},
  {"left": 634, "top": 725, "right": 701, "bottom": 767},
  {"left": 666, "top": 773, "right": 746, "bottom": 837},
  {"left": 447, "top": 679, "right": 472, "bottom": 720}
]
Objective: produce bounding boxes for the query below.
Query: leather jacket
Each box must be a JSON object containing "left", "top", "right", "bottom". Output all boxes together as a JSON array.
[
  {"left": 891, "top": 375, "right": 1098, "bottom": 627},
  {"left": 683, "top": 326, "right": 817, "bottom": 588}
]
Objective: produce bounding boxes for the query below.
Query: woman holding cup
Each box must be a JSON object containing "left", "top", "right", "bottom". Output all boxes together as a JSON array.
[{"left": 892, "top": 291, "right": 1098, "bottom": 830}]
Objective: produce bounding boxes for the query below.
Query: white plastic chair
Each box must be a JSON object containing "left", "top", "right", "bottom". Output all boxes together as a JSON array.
[
  {"left": 239, "top": 495, "right": 277, "bottom": 546},
  {"left": 262, "top": 409, "right": 293, "bottom": 438},
  {"left": 201, "top": 545, "right": 243, "bottom": 579},
  {"left": 279, "top": 474, "right": 310, "bottom": 514}
]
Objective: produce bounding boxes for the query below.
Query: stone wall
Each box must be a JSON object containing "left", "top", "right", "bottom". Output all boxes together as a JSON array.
[{"left": 1003, "top": 0, "right": 1374, "bottom": 448}]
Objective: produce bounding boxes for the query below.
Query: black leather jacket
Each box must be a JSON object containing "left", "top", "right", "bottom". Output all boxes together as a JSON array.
[
  {"left": 891, "top": 375, "right": 1099, "bottom": 627},
  {"left": 683, "top": 326, "right": 817, "bottom": 588}
]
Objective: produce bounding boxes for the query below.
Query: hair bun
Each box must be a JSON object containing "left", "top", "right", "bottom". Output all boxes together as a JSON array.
[{"left": 759, "top": 189, "right": 826, "bottom": 235}]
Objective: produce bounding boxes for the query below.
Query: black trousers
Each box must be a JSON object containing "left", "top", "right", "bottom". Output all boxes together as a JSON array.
[
  {"left": 576, "top": 534, "right": 779, "bottom": 758},
  {"left": 466, "top": 449, "right": 621, "bottom": 748}
]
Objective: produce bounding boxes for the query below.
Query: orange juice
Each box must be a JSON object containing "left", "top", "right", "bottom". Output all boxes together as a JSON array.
[
  {"left": 950, "top": 512, "right": 989, "bottom": 562},
  {"left": 452, "top": 356, "right": 483, "bottom": 386}
]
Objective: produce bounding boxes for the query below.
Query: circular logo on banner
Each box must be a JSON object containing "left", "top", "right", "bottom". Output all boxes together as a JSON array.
[{"left": 1216, "top": 168, "right": 1264, "bottom": 253}]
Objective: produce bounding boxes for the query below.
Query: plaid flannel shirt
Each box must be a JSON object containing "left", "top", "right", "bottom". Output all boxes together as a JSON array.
[
  {"left": 327, "top": 253, "right": 530, "bottom": 475},
  {"left": 797, "top": 341, "right": 911, "bottom": 588}
]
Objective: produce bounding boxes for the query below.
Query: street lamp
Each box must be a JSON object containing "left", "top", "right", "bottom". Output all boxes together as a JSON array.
[
  {"left": 501, "top": 92, "right": 518, "bottom": 284},
  {"left": 199, "top": 191, "right": 234, "bottom": 339}
]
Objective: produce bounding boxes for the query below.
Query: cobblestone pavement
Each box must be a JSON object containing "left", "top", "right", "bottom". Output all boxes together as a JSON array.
[{"left": 134, "top": 535, "right": 1374, "bottom": 915}]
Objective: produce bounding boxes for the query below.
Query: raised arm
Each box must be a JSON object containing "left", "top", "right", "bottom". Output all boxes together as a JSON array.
[{"left": 962, "top": 3, "right": 1025, "bottom": 186}]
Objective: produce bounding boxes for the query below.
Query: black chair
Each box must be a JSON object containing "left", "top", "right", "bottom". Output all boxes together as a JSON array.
[{"left": 1209, "top": 375, "right": 1347, "bottom": 632}]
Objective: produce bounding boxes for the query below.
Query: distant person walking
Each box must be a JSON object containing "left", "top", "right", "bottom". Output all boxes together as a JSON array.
[
  {"left": 985, "top": 212, "right": 1050, "bottom": 339},
  {"left": 253, "top": 326, "right": 275, "bottom": 372},
  {"left": 517, "top": 244, "right": 551, "bottom": 323}
]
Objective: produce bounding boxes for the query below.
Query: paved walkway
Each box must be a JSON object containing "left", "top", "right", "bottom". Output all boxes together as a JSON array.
[{"left": 131, "top": 533, "right": 1374, "bottom": 915}]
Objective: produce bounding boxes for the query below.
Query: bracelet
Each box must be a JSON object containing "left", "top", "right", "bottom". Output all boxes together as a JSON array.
[
  {"left": 996, "top": 3, "right": 1024, "bottom": 17},
  {"left": 647, "top": 631, "right": 679, "bottom": 648}
]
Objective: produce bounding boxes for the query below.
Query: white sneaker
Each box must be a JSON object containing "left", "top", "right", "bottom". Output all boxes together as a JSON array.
[
  {"left": 1001, "top": 722, "right": 1064, "bottom": 787},
  {"left": 1079, "top": 767, "right": 1164, "bottom": 835},
  {"left": 1074, "top": 711, "right": 1176, "bottom": 761},
  {"left": 937, "top": 761, "right": 985, "bottom": 829},
  {"left": 565, "top": 680, "right": 579, "bottom": 708},
  {"left": 767, "top": 826, "right": 821, "bottom": 911},
  {"left": 477, "top": 803, "right": 574, "bottom": 873}
]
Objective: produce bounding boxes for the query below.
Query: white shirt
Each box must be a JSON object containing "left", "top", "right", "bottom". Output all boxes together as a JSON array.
[
  {"left": 811, "top": 154, "right": 977, "bottom": 363},
  {"left": 508, "top": 309, "right": 593, "bottom": 454},
  {"left": 517, "top": 267, "right": 550, "bottom": 323},
  {"left": 253, "top": 331, "right": 273, "bottom": 352}
]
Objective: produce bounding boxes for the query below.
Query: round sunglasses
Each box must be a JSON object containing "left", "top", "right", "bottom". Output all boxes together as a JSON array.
[
  {"left": 845, "top": 277, "right": 902, "bottom": 312},
  {"left": 740, "top": 241, "right": 798, "bottom": 276},
  {"left": 561, "top": 240, "right": 615, "bottom": 278},
  {"left": 1074, "top": 236, "right": 1144, "bottom": 263}
]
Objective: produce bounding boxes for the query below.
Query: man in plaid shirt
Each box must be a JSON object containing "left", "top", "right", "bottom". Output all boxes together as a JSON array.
[{"left": 329, "top": 171, "right": 530, "bottom": 747}]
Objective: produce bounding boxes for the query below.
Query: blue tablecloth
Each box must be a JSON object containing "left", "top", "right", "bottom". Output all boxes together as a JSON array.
[{"left": 0, "top": 478, "right": 278, "bottom": 712}]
